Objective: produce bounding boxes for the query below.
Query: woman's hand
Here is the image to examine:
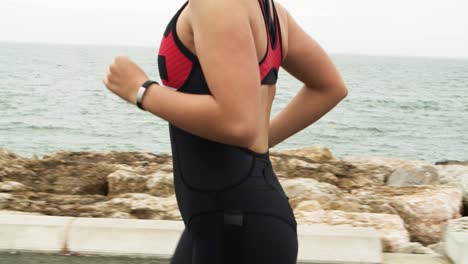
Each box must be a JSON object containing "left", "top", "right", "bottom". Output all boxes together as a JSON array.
[{"left": 103, "top": 56, "right": 149, "bottom": 105}]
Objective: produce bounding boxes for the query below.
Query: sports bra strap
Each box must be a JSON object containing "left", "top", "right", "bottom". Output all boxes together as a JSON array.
[{"left": 258, "top": 0, "right": 278, "bottom": 49}]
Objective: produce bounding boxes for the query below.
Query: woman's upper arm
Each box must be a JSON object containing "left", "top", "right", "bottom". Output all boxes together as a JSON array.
[
  {"left": 280, "top": 6, "right": 348, "bottom": 96},
  {"left": 189, "top": 0, "right": 262, "bottom": 138}
]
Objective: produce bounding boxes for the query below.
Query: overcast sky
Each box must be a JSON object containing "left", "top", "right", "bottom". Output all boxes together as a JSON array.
[{"left": 1, "top": 0, "right": 467, "bottom": 58}]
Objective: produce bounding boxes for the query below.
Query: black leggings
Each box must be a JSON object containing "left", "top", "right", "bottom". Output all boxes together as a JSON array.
[
  {"left": 170, "top": 213, "right": 298, "bottom": 264},
  {"left": 169, "top": 148, "right": 298, "bottom": 264}
]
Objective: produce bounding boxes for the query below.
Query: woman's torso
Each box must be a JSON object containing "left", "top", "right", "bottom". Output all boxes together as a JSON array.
[
  {"left": 157, "top": 1, "right": 297, "bottom": 233},
  {"left": 158, "top": 0, "right": 289, "bottom": 155}
]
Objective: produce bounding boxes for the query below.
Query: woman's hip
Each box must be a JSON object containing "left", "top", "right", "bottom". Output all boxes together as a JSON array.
[{"left": 186, "top": 211, "right": 298, "bottom": 264}]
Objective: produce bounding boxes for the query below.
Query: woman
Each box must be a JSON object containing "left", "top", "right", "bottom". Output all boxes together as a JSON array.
[{"left": 103, "top": 0, "right": 348, "bottom": 263}]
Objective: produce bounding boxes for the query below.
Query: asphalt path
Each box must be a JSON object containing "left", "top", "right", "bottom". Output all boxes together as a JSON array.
[{"left": 0, "top": 251, "right": 168, "bottom": 264}]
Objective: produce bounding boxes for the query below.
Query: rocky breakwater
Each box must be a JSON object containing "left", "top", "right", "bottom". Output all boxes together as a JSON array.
[{"left": 0, "top": 146, "right": 467, "bottom": 256}]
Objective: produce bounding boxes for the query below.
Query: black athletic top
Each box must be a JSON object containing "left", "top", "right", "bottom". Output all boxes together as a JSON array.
[{"left": 156, "top": 0, "right": 287, "bottom": 228}]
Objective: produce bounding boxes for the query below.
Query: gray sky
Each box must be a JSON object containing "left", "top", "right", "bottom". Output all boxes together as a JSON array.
[{"left": 1, "top": 0, "right": 468, "bottom": 58}]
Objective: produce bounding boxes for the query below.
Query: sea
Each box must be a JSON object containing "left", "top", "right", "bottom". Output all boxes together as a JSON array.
[{"left": 0, "top": 42, "right": 467, "bottom": 163}]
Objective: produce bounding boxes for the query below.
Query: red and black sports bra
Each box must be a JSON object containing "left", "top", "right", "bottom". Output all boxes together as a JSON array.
[{"left": 157, "top": 0, "right": 283, "bottom": 92}]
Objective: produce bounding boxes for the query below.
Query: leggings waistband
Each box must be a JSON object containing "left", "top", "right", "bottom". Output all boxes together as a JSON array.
[{"left": 235, "top": 146, "right": 270, "bottom": 160}]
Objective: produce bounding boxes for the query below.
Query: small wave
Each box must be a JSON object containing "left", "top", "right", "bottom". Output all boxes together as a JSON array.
[
  {"left": 6, "top": 121, "right": 25, "bottom": 125},
  {"left": 341, "top": 126, "right": 385, "bottom": 133},
  {"left": 398, "top": 101, "right": 441, "bottom": 111},
  {"left": 361, "top": 99, "right": 394, "bottom": 104},
  {"left": 3, "top": 124, "right": 79, "bottom": 132}
]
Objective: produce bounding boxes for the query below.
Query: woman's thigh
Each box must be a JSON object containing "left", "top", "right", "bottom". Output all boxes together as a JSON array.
[
  {"left": 187, "top": 211, "right": 298, "bottom": 264},
  {"left": 170, "top": 228, "right": 193, "bottom": 264},
  {"left": 240, "top": 213, "right": 298, "bottom": 264}
]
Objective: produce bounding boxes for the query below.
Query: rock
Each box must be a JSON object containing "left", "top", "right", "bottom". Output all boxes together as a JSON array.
[
  {"left": 271, "top": 154, "right": 390, "bottom": 191},
  {"left": 85, "top": 193, "right": 180, "bottom": 220},
  {"left": 0, "top": 181, "right": 34, "bottom": 192},
  {"left": 146, "top": 172, "right": 174, "bottom": 197},
  {"left": 107, "top": 211, "right": 133, "bottom": 219},
  {"left": 0, "top": 191, "right": 110, "bottom": 216},
  {"left": 0, "top": 150, "right": 174, "bottom": 195},
  {"left": 279, "top": 178, "right": 342, "bottom": 209},
  {"left": 107, "top": 169, "right": 174, "bottom": 197},
  {"left": 293, "top": 200, "right": 323, "bottom": 212},
  {"left": 386, "top": 163, "right": 440, "bottom": 186},
  {"left": 0, "top": 193, "right": 14, "bottom": 208},
  {"left": 435, "top": 160, "right": 468, "bottom": 166},
  {"left": 396, "top": 242, "right": 438, "bottom": 254},
  {"left": 427, "top": 242, "right": 446, "bottom": 256},
  {"left": 335, "top": 161, "right": 392, "bottom": 191},
  {"left": 275, "top": 145, "right": 334, "bottom": 161},
  {"left": 0, "top": 159, "right": 116, "bottom": 195},
  {"left": 340, "top": 155, "right": 429, "bottom": 170},
  {"left": 351, "top": 185, "right": 463, "bottom": 245},
  {"left": 280, "top": 177, "right": 379, "bottom": 213},
  {"left": 0, "top": 210, "right": 44, "bottom": 215},
  {"left": 436, "top": 164, "right": 468, "bottom": 215},
  {"left": 0, "top": 191, "right": 180, "bottom": 220},
  {"left": 294, "top": 210, "right": 410, "bottom": 252},
  {"left": 0, "top": 148, "right": 19, "bottom": 161},
  {"left": 443, "top": 216, "right": 468, "bottom": 233},
  {"left": 270, "top": 154, "right": 342, "bottom": 185},
  {"left": 40, "top": 150, "right": 171, "bottom": 167}
]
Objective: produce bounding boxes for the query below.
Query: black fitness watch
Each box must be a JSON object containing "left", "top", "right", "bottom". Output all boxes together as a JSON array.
[{"left": 136, "top": 80, "right": 159, "bottom": 111}]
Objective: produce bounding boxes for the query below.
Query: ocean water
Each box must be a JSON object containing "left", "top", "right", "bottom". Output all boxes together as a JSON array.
[{"left": 0, "top": 42, "right": 467, "bottom": 162}]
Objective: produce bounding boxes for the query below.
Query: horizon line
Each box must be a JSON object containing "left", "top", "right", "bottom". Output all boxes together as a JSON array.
[{"left": 2, "top": 40, "right": 468, "bottom": 61}]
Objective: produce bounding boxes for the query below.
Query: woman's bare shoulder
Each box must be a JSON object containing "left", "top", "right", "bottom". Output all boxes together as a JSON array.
[{"left": 273, "top": 1, "right": 290, "bottom": 27}]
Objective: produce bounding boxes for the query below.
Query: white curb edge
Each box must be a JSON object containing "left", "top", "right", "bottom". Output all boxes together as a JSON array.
[{"left": 0, "top": 214, "right": 383, "bottom": 263}]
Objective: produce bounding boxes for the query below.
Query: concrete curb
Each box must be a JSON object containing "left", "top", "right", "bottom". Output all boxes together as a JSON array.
[
  {"left": 441, "top": 217, "right": 468, "bottom": 264},
  {"left": 0, "top": 214, "right": 383, "bottom": 263},
  {"left": 297, "top": 224, "right": 382, "bottom": 263},
  {"left": 0, "top": 214, "right": 74, "bottom": 253},
  {"left": 444, "top": 231, "right": 468, "bottom": 264}
]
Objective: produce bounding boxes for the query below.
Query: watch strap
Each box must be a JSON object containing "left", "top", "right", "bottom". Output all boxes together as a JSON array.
[{"left": 137, "top": 80, "right": 159, "bottom": 111}]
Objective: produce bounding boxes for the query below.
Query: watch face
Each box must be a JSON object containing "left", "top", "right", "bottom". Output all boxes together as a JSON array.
[{"left": 137, "top": 86, "right": 146, "bottom": 104}]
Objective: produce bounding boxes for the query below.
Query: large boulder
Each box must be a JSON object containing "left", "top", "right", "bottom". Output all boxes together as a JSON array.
[
  {"left": 272, "top": 145, "right": 334, "bottom": 161},
  {"left": 351, "top": 185, "right": 463, "bottom": 245},
  {"left": 0, "top": 158, "right": 116, "bottom": 195},
  {"left": 271, "top": 153, "right": 391, "bottom": 191},
  {"left": 79, "top": 193, "right": 180, "bottom": 220},
  {"left": 0, "top": 191, "right": 180, "bottom": 220},
  {"left": 279, "top": 178, "right": 343, "bottom": 210},
  {"left": 385, "top": 163, "right": 440, "bottom": 186},
  {"left": 280, "top": 178, "right": 383, "bottom": 214},
  {"left": 0, "top": 150, "right": 173, "bottom": 195},
  {"left": 107, "top": 169, "right": 174, "bottom": 197},
  {"left": 0, "top": 148, "right": 19, "bottom": 161},
  {"left": 436, "top": 164, "right": 468, "bottom": 216},
  {"left": 0, "top": 191, "right": 109, "bottom": 216},
  {"left": 40, "top": 150, "right": 172, "bottom": 167},
  {"left": 340, "top": 155, "right": 430, "bottom": 170}
]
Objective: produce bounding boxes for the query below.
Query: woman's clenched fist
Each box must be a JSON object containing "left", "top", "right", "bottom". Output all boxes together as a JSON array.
[{"left": 103, "top": 56, "right": 149, "bottom": 105}]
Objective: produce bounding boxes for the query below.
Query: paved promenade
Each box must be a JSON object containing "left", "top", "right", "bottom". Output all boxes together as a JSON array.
[{"left": 0, "top": 251, "right": 454, "bottom": 264}]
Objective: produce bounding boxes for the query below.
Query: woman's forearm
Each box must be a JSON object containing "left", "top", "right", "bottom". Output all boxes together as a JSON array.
[
  {"left": 140, "top": 83, "right": 253, "bottom": 148},
  {"left": 268, "top": 85, "right": 347, "bottom": 148}
]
